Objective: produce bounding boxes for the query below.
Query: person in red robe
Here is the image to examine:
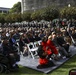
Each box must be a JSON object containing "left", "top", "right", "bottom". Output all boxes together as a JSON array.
[{"left": 37, "top": 36, "right": 58, "bottom": 69}]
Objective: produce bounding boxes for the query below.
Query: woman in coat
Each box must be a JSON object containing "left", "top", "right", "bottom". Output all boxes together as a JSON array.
[{"left": 19, "top": 35, "right": 25, "bottom": 54}]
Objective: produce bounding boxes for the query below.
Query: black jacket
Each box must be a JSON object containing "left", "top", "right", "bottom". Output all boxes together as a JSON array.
[{"left": 19, "top": 39, "right": 25, "bottom": 52}]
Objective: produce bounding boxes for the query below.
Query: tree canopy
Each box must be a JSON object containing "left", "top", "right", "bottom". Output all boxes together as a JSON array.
[{"left": 9, "top": 2, "right": 21, "bottom": 13}]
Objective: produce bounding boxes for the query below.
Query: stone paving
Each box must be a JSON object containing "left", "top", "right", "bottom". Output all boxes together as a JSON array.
[{"left": 18, "top": 45, "right": 76, "bottom": 73}]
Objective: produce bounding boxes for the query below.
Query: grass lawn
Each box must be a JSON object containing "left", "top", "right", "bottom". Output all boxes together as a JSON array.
[{"left": 1, "top": 55, "right": 76, "bottom": 75}]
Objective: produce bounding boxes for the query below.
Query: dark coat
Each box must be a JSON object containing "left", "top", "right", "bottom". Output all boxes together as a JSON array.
[
  {"left": 19, "top": 39, "right": 25, "bottom": 52},
  {"left": 23, "top": 38, "right": 30, "bottom": 44},
  {"left": 57, "top": 36, "right": 66, "bottom": 46},
  {"left": 57, "top": 36, "right": 69, "bottom": 52},
  {"left": 2, "top": 43, "right": 12, "bottom": 55},
  {"left": 52, "top": 37, "right": 59, "bottom": 47}
]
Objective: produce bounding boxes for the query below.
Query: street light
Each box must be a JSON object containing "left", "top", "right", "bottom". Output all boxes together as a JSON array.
[
  {"left": 68, "top": 4, "right": 71, "bottom": 8},
  {"left": 68, "top": 4, "right": 72, "bottom": 27},
  {"left": 67, "top": 4, "right": 75, "bottom": 45}
]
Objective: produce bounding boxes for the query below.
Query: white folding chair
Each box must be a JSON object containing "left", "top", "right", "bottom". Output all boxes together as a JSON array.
[
  {"left": 27, "top": 42, "right": 38, "bottom": 59},
  {"left": 16, "top": 42, "right": 21, "bottom": 55},
  {"left": 33, "top": 41, "right": 39, "bottom": 48},
  {"left": 33, "top": 41, "right": 39, "bottom": 55},
  {"left": 38, "top": 40, "right": 42, "bottom": 45}
]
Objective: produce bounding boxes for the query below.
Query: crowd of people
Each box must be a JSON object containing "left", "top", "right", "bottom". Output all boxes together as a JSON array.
[{"left": 0, "top": 19, "right": 76, "bottom": 70}]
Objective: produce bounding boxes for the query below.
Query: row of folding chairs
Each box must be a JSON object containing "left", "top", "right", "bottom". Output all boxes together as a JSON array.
[{"left": 17, "top": 40, "right": 42, "bottom": 59}]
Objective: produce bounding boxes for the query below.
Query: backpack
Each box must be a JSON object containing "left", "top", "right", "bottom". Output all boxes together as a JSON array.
[{"left": 37, "top": 45, "right": 46, "bottom": 59}]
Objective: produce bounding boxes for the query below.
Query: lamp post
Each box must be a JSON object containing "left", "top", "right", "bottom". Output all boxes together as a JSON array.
[
  {"left": 68, "top": 4, "right": 71, "bottom": 8},
  {"left": 68, "top": 4, "right": 72, "bottom": 27}
]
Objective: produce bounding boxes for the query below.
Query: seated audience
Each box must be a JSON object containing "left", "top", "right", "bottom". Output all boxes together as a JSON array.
[
  {"left": 19, "top": 35, "right": 28, "bottom": 56},
  {"left": 2, "top": 38, "right": 19, "bottom": 69},
  {"left": 56, "top": 32, "right": 70, "bottom": 53},
  {"left": 51, "top": 32, "right": 71, "bottom": 58}
]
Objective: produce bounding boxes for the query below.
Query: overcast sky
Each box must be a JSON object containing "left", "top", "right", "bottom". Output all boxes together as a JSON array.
[{"left": 0, "top": 0, "right": 21, "bottom": 8}]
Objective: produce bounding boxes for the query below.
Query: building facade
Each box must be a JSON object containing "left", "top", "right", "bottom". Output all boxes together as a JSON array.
[
  {"left": 0, "top": 7, "right": 10, "bottom": 13},
  {"left": 21, "top": 0, "right": 76, "bottom": 13}
]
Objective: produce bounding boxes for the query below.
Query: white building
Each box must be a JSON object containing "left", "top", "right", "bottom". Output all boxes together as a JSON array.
[{"left": 0, "top": 7, "right": 10, "bottom": 13}]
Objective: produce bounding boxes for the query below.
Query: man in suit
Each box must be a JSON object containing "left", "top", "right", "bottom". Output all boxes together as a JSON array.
[{"left": 56, "top": 32, "right": 70, "bottom": 53}]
